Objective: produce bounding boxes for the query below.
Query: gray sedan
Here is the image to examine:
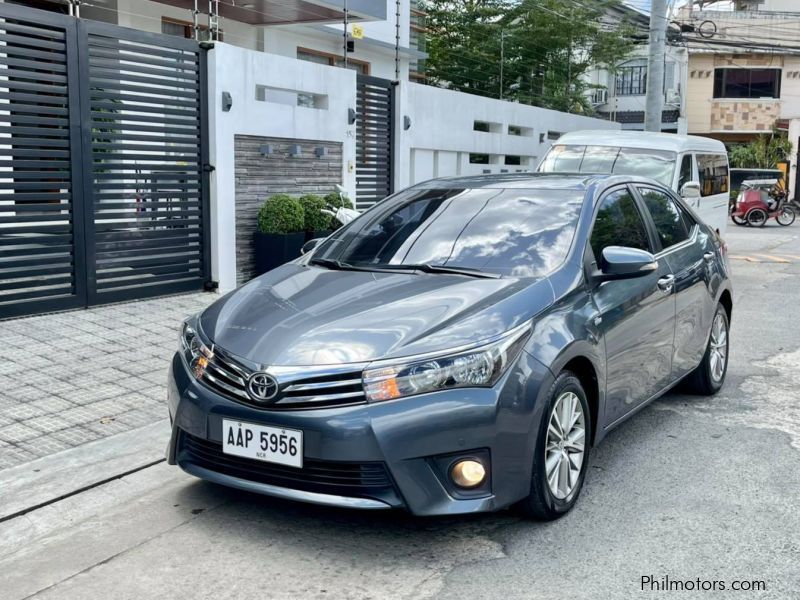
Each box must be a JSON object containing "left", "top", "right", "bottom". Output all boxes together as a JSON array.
[{"left": 166, "top": 174, "right": 732, "bottom": 519}]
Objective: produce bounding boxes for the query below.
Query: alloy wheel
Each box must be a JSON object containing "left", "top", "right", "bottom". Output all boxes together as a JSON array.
[
  {"left": 709, "top": 313, "right": 728, "bottom": 383},
  {"left": 545, "top": 391, "right": 586, "bottom": 500}
]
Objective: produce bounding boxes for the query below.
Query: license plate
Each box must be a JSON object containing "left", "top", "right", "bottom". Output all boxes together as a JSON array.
[{"left": 222, "top": 419, "right": 303, "bottom": 468}]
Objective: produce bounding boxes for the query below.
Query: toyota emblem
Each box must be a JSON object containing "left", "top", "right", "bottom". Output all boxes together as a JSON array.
[{"left": 246, "top": 372, "right": 279, "bottom": 402}]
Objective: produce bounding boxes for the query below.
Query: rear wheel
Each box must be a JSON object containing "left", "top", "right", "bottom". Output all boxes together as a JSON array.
[
  {"left": 747, "top": 208, "right": 768, "bottom": 227},
  {"left": 517, "top": 371, "right": 590, "bottom": 520},
  {"left": 684, "top": 303, "right": 729, "bottom": 395},
  {"left": 776, "top": 207, "right": 796, "bottom": 226}
]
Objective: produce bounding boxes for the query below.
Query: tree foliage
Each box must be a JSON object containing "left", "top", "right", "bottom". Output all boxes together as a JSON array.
[
  {"left": 728, "top": 131, "right": 793, "bottom": 169},
  {"left": 419, "top": 0, "right": 636, "bottom": 114}
]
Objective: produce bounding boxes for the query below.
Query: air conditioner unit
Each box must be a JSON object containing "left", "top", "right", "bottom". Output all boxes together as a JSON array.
[
  {"left": 591, "top": 89, "right": 608, "bottom": 105},
  {"left": 665, "top": 89, "right": 681, "bottom": 105}
]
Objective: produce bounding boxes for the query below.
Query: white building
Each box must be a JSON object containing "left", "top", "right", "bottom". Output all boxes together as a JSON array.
[{"left": 584, "top": 4, "right": 689, "bottom": 134}]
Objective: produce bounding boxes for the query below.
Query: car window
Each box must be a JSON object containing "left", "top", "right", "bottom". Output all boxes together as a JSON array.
[
  {"left": 314, "top": 187, "right": 585, "bottom": 278},
  {"left": 678, "top": 154, "right": 693, "bottom": 189},
  {"left": 697, "top": 154, "right": 729, "bottom": 197},
  {"left": 590, "top": 189, "right": 652, "bottom": 260},
  {"left": 638, "top": 187, "right": 690, "bottom": 249}
]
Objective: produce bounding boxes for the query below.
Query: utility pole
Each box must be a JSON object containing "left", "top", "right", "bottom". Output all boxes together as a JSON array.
[
  {"left": 343, "top": 0, "right": 349, "bottom": 69},
  {"left": 645, "top": 0, "right": 668, "bottom": 132},
  {"left": 500, "top": 30, "right": 505, "bottom": 100}
]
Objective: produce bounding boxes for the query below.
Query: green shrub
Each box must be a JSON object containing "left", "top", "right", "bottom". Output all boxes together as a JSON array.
[
  {"left": 257, "top": 194, "right": 304, "bottom": 234},
  {"left": 324, "top": 190, "right": 354, "bottom": 210},
  {"left": 298, "top": 194, "right": 330, "bottom": 232}
]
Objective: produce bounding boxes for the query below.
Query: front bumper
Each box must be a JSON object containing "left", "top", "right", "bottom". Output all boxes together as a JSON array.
[{"left": 166, "top": 351, "right": 553, "bottom": 516}]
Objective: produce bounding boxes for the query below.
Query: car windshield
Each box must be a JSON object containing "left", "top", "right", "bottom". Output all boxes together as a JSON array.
[
  {"left": 539, "top": 144, "right": 677, "bottom": 186},
  {"left": 311, "top": 187, "right": 585, "bottom": 278}
]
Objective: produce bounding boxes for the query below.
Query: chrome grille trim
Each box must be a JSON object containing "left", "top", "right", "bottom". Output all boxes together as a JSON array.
[
  {"left": 190, "top": 342, "right": 367, "bottom": 410},
  {"left": 274, "top": 390, "right": 365, "bottom": 405},
  {"left": 283, "top": 379, "right": 363, "bottom": 392}
]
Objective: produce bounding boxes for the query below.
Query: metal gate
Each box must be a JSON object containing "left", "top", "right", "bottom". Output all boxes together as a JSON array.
[
  {"left": 0, "top": 3, "right": 209, "bottom": 319},
  {"left": 355, "top": 74, "right": 395, "bottom": 210}
]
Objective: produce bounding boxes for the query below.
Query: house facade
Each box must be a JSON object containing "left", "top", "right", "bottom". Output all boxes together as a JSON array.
[
  {"left": 677, "top": 1, "right": 800, "bottom": 197},
  {"left": 583, "top": 4, "right": 689, "bottom": 133}
]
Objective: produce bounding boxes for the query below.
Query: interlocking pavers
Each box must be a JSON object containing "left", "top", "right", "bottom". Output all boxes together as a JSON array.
[{"left": 0, "top": 292, "right": 215, "bottom": 470}]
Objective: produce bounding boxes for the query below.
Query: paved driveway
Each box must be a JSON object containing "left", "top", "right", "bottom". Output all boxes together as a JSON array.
[{"left": 0, "top": 293, "right": 214, "bottom": 470}]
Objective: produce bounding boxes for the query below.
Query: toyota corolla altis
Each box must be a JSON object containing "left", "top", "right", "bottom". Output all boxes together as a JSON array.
[{"left": 166, "top": 174, "right": 732, "bottom": 519}]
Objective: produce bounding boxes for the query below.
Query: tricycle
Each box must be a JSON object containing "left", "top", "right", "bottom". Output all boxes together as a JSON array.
[{"left": 730, "top": 179, "right": 795, "bottom": 227}]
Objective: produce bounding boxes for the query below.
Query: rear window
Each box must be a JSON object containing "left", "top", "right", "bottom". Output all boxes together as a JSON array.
[{"left": 539, "top": 144, "right": 677, "bottom": 186}]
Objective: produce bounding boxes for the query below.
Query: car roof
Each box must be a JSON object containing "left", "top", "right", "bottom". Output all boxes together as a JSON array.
[
  {"left": 553, "top": 130, "right": 727, "bottom": 154},
  {"left": 412, "top": 172, "right": 663, "bottom": 191}
]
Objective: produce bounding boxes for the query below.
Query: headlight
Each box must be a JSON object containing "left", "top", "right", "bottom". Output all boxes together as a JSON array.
[
  {"left": 180, "top": 317, "right": 213, "bottom": 378},
  {"left": 362, "top": 322, "right": 531, "bottom": 402}
]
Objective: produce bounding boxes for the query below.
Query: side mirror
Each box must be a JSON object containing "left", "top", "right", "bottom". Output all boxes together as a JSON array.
[
  {"left": 594, "top": 246, "right": 657, "bottom": 282},
  {"left": 680, "top": 181, "right": 702, "bottom": 200},
  {"left": 301, "top": 238, "right": 324, "bottom": 255}
]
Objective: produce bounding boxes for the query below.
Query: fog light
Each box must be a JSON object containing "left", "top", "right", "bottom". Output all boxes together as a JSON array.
[{"left": 451, "top": 459, "right": 486, "bottom": 488}]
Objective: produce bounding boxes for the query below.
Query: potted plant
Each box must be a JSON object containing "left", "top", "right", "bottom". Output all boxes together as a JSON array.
[
  {"left": 254, "top": 194, "right": 305, "bottom": 275},
  {"left": 299, "top": 194, "right": 334, "bottom": 241}
]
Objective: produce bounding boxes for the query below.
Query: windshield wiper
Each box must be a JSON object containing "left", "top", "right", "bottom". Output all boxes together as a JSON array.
[
  {"left": 309, "top": 258, "right": 408, "bottom": 274},
  {"left": 309, "top": 258, "right": 361, "bottom": 271},
  {"left": 377, "top": 263, "right": 501, "bottom": 279}
]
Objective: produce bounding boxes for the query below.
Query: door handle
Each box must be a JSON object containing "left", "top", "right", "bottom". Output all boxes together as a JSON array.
[
  {"left": 657, "top": 274, "right": 675, "bottom": 293},
  {"left": 703, "top": 252, "right": 715, "bottom": 263}
]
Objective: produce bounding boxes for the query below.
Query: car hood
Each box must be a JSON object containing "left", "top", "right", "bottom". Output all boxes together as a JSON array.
[{"left": 199, "top": 264, "right": 554, "bottom": 366}]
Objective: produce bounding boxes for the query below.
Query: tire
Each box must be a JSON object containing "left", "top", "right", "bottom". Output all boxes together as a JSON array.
[
  {"left": 684, "top": 303, "right": 729, "bottom": 396},
  {"left": 747, "top": 208, "right": 767, "bottom": 227},
  {"left": 517, "top": 371, "right": 591, "bottom": 520},
  {"left": 731, "top": 214, "right": 747, "bottom": 226},
  {"left": 776, "top": 207, "right": 796, "bottom": 226}
]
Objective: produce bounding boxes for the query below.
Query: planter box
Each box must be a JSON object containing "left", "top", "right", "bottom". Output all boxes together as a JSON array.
[
  {"left": 253, "top": 231, "right": 305, "bottom": 276},
  {"left": 306, "top": 229, "right": 335, "bottom": 242}
]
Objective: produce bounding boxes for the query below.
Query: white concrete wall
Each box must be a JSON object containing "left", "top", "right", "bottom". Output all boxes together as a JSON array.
[
  {"left": 208, "top": 43, "right": 357, "bottom": 293},
  {"left": 396, "top": 82, "right": 622, "bottom": 189}
]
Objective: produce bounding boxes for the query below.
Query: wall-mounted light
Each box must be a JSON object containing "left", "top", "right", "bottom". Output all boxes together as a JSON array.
[
  {"left": 348, "top": 108, "right": 357, "bottom": 125},
  {"left": 315, "top": 147, "right": 329, "bottom": 158},
  {"left": 259, "top": 144, "right": 274, "bottom": 156},
  {"left": 288, "top": 145, "right": 302, "bottom": 157},
  {"left": 222, "top": 91, "right": 233, "bottom": 112},
  {"left": 404, "top": 115, "right": 412, "bottom": 131}
]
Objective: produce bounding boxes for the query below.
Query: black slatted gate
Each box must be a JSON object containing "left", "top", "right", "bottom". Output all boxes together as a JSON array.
[
  {"left": 81, "top": 21, "right": 209, "bottom": 305},
  {"left": 355, "top": 75, "right": 395, "bottom": 210},
  {"left": 0, "top": 3, "right": 209, "bottom": 319}
]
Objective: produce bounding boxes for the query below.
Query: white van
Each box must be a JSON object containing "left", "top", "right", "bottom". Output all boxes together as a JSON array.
[{"left": 538, "top": 131, "right": 730, "bottom": 234}]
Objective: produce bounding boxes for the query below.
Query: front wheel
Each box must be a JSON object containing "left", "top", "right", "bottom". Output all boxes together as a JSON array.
[
  {"left": 747, "top": 208, "right": 768, "bottom": 227},
  {"left": 517, "top": 371, "right": 590, "bottom": 520},
  {"left": 776, "top": 207, "right": 796, "bottom": 226},
  {"left": 731, "top": 214, "right": 747, "bottom": 226},
  {"left": 684, "top": 304, "right": 729, "bottom": 395}
]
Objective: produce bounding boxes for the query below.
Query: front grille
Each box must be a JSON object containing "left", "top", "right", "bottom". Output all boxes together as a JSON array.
[
  {"left": 196, "top": 349, "right": 367, "bottom": 411},
  {"left": 178, "top": 431, "right": 400, "bottom": 504}
]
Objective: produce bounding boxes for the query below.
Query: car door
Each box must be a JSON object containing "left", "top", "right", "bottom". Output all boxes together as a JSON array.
[
  {"left": 635, "top": 185, "right": 716, "bottom": 380},
  {"left": 587, "top": 186, "right": 677, "bottom": 427}
]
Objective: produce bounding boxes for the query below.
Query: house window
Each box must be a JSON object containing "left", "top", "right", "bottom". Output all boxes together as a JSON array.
[
  {"left": 297, "top": 48, "right": 370, "bottom": 75},
  {"left": 161, "top": 17, "right": 222, "bottom": 41},
  {"left": 616, "top": 64, "right": 647, "bottom": 96},
  {"left": 469, "top": 154, "right": 490, "bottom": 164},
  {"left": 713, "top": 68, "right": 781, "bottom": 99}
]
